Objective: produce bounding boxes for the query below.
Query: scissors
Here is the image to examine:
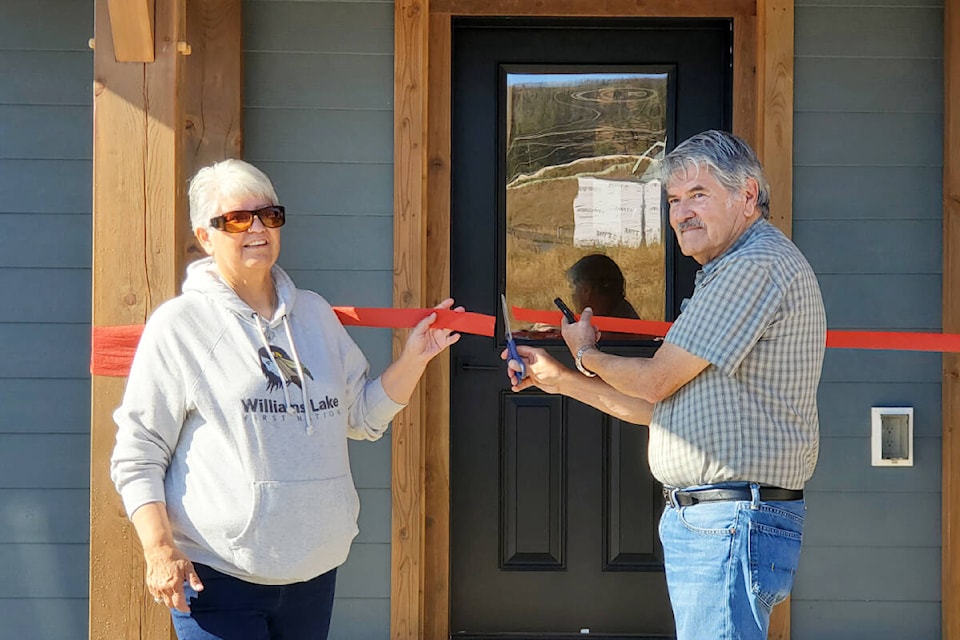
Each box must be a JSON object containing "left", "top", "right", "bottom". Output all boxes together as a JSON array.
[{"left": 500, "top": 294, "right": 526, "bottom": 380}]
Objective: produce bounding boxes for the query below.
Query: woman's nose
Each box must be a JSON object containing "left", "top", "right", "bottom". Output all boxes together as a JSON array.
[{"left": 249, "top": 214, "right": 267, "bottom": 231}]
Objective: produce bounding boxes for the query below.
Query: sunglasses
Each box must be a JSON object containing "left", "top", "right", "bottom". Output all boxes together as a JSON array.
[{"left": 209, "top": 205, "right": 286, "bottom": 233}]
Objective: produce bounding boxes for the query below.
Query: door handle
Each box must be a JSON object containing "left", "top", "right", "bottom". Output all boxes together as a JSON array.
[{"left": 458, "top": 362, "right": 501, "bottom": 371}]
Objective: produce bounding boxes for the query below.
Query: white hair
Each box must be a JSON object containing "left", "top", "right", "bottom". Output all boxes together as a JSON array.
[
  {"left": 661, "top": 130, "right": 771, "bottom": 219},
  {"left": 188, "top": 159, "right": 280, "bottom": 230}
]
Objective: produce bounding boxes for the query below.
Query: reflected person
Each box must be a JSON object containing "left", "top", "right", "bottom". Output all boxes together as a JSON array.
[{"left": 566, "top": 253, "right": 640, "bottom": 319}]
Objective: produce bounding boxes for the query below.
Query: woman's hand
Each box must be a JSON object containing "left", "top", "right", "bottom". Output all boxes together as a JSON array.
[
  {"left": 401, "top": 298, "right": 463, "bottom": 365},
  {"left": 382, "top": 298, "right": 463, "bottom": 404},
  {"left": 501, "top": 344, "right": 572, "bottom": 394},
  {"left": 131, "top": 501, "right": 203, "bottom": 613},
  {"left": 144, "top": 542, "right": 204, "bottom": 612}
]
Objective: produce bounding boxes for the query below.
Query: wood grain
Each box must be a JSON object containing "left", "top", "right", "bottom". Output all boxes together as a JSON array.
[
  {"left": 90, "top": 0, "right": 180, "bottom": 638},
  {"left": 106, "top": 0, "right": 155, "bottom": 62},
  {"left": 944, "top": 0, "right": 959, "bottom": 637},
  {"left": 423, "top": 11, "right": 452, "bottom": 640},
  {"left": 757, "top": 0, "right": 793, "bottom": 238},
  {"left": 392, "top": 0, "right": 430, "bottom": 637},
  {"left": 182, "top": 0, "right": 243, "bottom": 269}
]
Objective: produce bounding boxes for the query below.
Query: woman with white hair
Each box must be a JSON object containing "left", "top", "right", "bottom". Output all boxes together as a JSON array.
[{"left": 110, "top": 159, "right": 462, "bottom": 639}]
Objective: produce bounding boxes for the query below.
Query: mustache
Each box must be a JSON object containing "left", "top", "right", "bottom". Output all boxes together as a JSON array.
[{"left": 677, "top": 219, "right": 704, "bottom": 232}]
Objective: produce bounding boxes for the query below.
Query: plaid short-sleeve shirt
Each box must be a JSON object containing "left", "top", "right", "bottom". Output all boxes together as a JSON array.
[{"left": 650, "top": 219, "right": 826, "bottom": 491}]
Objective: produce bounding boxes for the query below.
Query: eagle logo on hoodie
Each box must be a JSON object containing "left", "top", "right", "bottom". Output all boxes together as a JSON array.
[{"left": 258, "top": 345, "right": 314, "bottom": 392}]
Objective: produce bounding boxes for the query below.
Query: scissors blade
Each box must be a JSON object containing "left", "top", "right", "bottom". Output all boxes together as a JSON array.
[
  {"left": 500, "top": 294, "right": 513, "bottom": 338},
  {"left": 500, "top": 293, "right": 525, "bottom": 379}
]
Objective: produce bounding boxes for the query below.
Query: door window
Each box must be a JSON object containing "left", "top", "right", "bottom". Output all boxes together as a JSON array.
[{"left": 503, "top": 66, "right": 675, "bottom": 339}]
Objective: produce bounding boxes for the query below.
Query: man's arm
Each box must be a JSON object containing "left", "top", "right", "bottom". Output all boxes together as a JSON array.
[
  {"left": 505, "top": 345, "right": 655, "bottom": 425},
  {"left": 563, "top": 308, "right": 710, "bottom": 403}
]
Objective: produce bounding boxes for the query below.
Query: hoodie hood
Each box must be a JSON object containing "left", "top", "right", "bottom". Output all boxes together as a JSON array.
[{"left": 182, "top": 257, "right": 298, "bottom": 327}]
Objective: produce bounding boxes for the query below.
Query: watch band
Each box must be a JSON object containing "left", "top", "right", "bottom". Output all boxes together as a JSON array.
[{"left": 575, "top": 344, "right": 598, "bottom": 377}]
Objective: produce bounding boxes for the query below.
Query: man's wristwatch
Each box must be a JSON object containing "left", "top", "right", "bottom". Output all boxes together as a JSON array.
[{"left": 575, "top": 344, "right": 598, "bottom": 377}]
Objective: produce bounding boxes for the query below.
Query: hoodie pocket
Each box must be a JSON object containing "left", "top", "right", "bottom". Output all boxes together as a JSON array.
[{"left": 227, "top": 475, "right": 359, "bottom": 581}]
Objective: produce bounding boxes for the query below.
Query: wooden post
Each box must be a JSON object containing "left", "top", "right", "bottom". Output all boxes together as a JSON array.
[
  {"left": 182, "top": 0, "right": 244, "bottom": 266},
  {"left": 757, "top": 3, "right": 794, "bottom": 636},
  {"left": 89, "top": 0, "right": 183, "bottom": 637},
  {"left": 89, "top": 1, "right": 241, "bottom": 638},
  {"left": 756, "top": 0, "right": 794, "bottom": 237},
  {"left": 943, "top": 0, "right": 959, "bottom": 637},
  {"left": 392, "top": 0, "right": 430, "bottom": 637},
  {"left": 423, "top": 12, "right": 453, "bottom": 640}
]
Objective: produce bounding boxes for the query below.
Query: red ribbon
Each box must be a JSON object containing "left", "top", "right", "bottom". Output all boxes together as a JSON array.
[
  {"left": 91, "top": 307, "right": 495, "bottom": 377},
  {"left": 91, "top": 306, "right": 960, "bottom": 377}
]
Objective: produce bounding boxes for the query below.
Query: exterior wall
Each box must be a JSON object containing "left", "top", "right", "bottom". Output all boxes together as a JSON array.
[
  {"left": 0, "top": 0, "right": 945, "bottom": 638},
  {"left": 243, "top": 1, "right": 396, "bottom": 636},
  {"left": 0, "top": 1, "right": 94, "bottom": 638},
  {"left": 792, "top": 0, "right": 944, "bottom": 637}
]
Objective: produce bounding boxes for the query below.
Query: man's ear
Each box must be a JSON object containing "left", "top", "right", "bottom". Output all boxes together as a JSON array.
[
  {"left": 195, "top": 227, "right": 215, "bottom": 256},
  {"left": 742, "top": 178, "right": 760, "bottom": 216}
]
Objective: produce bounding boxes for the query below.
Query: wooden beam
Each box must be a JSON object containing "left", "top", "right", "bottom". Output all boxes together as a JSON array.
[
  {"left": 182, "top": 0, "right": 244, "bottom": 269},
  {"left": 392, "top": 0, "right": 430, "bottom": 637},
  {"left": 755, "top": 3, "right": 793, "bottom": 636},
  {"left": 756, "top": 0, "right": 793, "bottom": 237},
  {"left": 732, "top": 15, "right": 757, "bottom": 148},
  {"left": 431, "top": 0, "right": 755, "bottom": 17},
  {"left": 90, "top": 0, "right": 182, "bottom": 636},
  {"left": 943, "top": 0, "right": 960, "bottom": 636},
  {"left": 90, "top": 1, "right": 241, "bottom": 638},
  {"left": 107, "top": 0, "right": 155, "bottom": 62},
  {"left": 423, "top": 12, "right": 453, "bottom": 640}
]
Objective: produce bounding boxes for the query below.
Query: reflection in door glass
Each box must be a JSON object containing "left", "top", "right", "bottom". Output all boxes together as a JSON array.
[{"left": 505, "top": 70, "right": 667, "bottom": 339}]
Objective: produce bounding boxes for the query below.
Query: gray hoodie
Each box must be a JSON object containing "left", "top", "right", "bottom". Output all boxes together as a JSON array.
[{"left": 110, "top": 258, "right": 404, "bottom": 585}]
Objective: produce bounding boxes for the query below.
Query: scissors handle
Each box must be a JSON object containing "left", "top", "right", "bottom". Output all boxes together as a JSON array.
[{"left": 506, "top": 338, "right": 526, "bottom": 380}]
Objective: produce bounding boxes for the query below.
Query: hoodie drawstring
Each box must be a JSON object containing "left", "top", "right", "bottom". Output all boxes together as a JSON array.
[
  {"left": 253, "top": 314, "right": 313, "bottom": 432},
  {"left": 281, "top": 315, "right": 313, "bottom": 432}
]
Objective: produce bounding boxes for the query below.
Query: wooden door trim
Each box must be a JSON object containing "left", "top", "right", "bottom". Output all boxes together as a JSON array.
[
  {"left": 392, "top": 2, "right": 793, "bottom": 638},
  {"left": 943, "top": 0, "right": 959, "bottom": 638}
]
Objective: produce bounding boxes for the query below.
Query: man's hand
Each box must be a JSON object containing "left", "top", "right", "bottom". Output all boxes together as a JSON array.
[
  {"left": 501, "top": 344, "right": 572, "bottom": 394},
  {"left": 560, "top": 306, "right": 601, "bottom": 358}
]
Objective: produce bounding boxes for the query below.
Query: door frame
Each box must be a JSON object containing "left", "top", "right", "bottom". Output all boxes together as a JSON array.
[{"left": 393, "top": 2, "right": 796, "bottom": 639}]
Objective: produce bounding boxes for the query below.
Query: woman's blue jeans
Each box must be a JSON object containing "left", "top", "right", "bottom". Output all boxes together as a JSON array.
[
  {"left": 170, "top": 563, "right": 337, "bottom": 640},
  {"left": 659, "top": 484, "right": 805, "bottom": 640}
]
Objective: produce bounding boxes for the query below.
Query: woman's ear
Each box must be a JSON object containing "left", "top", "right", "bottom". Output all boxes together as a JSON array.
[{"left": 195, "top": 227, "right": 215, "bottom": 256}]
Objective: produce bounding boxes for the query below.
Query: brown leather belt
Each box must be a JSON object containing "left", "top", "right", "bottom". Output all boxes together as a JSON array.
[{"left": 663, "top": 485, "right": 804, "bottom": 507}]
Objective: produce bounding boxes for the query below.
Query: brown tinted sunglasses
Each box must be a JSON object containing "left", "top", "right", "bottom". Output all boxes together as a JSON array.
[{"left": 209, "top": 205, "right": 286, "bottom": 233}]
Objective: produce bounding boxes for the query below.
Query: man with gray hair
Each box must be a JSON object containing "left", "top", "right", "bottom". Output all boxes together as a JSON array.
[{"left": 504, "top": 129, "right": 826, "bottom": 639}]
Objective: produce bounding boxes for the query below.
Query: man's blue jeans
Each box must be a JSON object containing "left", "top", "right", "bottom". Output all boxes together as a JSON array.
[
  {"left": 170, "top": 563, "right": 337, "bottom": 640},
  {"left": 659, "top": 484, "right": 805, "bottom": 640}
]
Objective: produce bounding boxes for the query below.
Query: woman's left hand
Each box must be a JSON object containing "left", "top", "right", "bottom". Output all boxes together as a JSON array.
[{"left": 402, "top": 298, "right": 463, "bottom": 364}]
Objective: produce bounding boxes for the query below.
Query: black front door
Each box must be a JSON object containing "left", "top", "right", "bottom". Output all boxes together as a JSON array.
[{"left": 450, "top": 18, "right": 731, "bottom": 638}]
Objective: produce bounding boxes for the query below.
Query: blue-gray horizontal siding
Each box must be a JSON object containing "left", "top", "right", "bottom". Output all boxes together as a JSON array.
[
  {"left": 244, "top": 2, "right": 396, "bottom": 637},
  {"left": 793, "top": 1, "right": 943, "bottom": 637},
  {"left": 0, "top": 2, "right": 93, "bottom": 638}
]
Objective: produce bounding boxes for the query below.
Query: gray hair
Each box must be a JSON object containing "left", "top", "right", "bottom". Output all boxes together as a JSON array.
[
  {"left": 188, "top": 159, "right": 280, "bottom": 230},
  {"left": 661, "top": 130, "right": 770, "bottom": 219}
]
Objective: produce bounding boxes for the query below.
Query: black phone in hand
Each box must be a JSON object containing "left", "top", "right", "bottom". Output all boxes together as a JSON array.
[{"left": 554, "top": 297, "right": 577, "bottom": 323}]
